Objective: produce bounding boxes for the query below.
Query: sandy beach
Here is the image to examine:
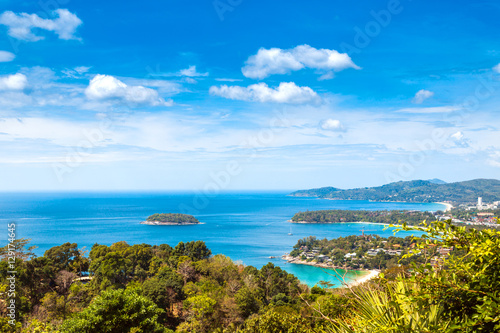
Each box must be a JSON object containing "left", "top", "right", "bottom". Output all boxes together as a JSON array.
[
  {"left": 291, "top": 220, "right": 387, "bottom": 225},
  {"left": 436, "top": 202, "right": 453, "bottom": 212},
  {"left": 289, "top": 220, "right": 397, "bottom": 227},
  {"left": 345, "top": 269, "right": 380, "bottom": 288}
]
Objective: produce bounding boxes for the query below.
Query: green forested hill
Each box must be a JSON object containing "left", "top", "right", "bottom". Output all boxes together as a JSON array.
[
  {"left": 2, "top": 221, "right": 500, "bottom": 332},
  {"left": 291, "top": 210, "right": 436, "bottom": 225},
  {"left": 290, "top": 178, "right": 500, "bottom": 204},
  {"left": 146, "top": 213, "right": 199, "bottom": 224}
]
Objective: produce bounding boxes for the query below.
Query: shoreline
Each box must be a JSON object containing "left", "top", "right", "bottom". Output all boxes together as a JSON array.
[
  {"left": 282, "top": 254, "right": 380, "bottom": 287},
  {"left": 140, "top": 221, "right": 201, "bottom": 226},
  {"left": 345, "top": 269, "right": 380, "bottom": 287},
  {"left": 282, "top": 254, "right": 364, "bottom": 272},
  {"left": 289, "top": 220, "right": 395, "bottom": 226},
  {"left": 435, "top": 202, "right": 453, "bottom": 212}
]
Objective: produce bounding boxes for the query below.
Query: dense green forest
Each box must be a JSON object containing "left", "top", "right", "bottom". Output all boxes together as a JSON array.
[
  {"left": 290, "top": 178, "right": 500, "bottom": 204},
  {"left": 146, "top": 214, "right": 200, "bottom": 224},
  {"left": 1, "top": 220, "right": 499, "bottom": 332},
  {"left": 291, "top": 210, "right": 435, "bottom": 225},
  {"left": 289, "top": 234, "right": 435, "bottom": 270}
]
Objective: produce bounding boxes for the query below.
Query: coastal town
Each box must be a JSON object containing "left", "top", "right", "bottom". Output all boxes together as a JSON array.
[
  {"left": 290, "top": 197, "right": 499, "bottom": 228},
  {"left": 437, "top": 197, "right": 499, "bottom": 226},
  {"left": 282, "top": 233, "right": 452, "bottom": 270},
  {"left": 282, "top": 233, "right": 454, "bottom": 282},
  {"left": 283, "top": 199, "right": 498, "bottom": 282}
]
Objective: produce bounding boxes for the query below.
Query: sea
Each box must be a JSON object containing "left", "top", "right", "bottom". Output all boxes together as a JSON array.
[{"left": 0, "top": 191, "right": 441, "bottom": 287}]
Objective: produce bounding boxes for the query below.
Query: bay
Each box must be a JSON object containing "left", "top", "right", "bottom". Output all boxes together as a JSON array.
[{"left": 0, "top": 191, "right": 439, "bottom": 287}]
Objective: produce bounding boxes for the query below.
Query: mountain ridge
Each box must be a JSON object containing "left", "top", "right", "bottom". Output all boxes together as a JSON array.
[{"left": 289, "top": 178, "right": 500, "bottom": 204}]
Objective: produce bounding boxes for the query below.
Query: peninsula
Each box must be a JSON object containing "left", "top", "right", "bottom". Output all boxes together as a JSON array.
[
  {"left": 289, "top": 178, "right": 500, "bottom": 204},
  {"left": 284, "top": 234, "right": 446, "bottom": 271},
  {"left": 141, "top": 213, "right": 200, "bottom": 225},
  {"left": 290, "top": 210, "right": 435, "bottom": 225}
]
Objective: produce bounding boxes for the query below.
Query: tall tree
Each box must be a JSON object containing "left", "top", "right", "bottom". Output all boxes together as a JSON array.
[{"left": 61, "top": 288, "right": 170, "bottom": 333}]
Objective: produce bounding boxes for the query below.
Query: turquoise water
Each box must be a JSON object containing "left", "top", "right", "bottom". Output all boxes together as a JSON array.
[{"left": 0, "top": 192, "right": 436, "bottom": 287}]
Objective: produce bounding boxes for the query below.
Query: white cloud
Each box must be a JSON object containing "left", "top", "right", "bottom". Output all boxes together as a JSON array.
[
  {"left": 450, "top": 131, "right": 464, "bottom": 141},
  {"left": 318, "top": 72, "right": 335, "bottom": 81},
  {"left": 74, "top": 66, "right": 90, "bottom": 74},
  {"left": 412, "top": 89, "right": 434, "bottom": 104},
  {"left": 0, "top": 73, "right": 28, "bottom": 90},
  {"left": 449, "top": 131, "right": 470, "bottom": 148},
  {"left": 397, "top": 106, "right": 459, "bottom": 114},
  {"left": 0, "top": 50, "right": 15, "bottom": 62},
  {"left": 179, "top": 65, "right": 208, "bottom": 77},
  {"left": 85, "top": 74, "right": 173, "bottom": 106},
  {"left": 487, "top": 151, "right": 500, "bottom": 168},
  {"left": 0, "top": 9, "right": 82, "bottom": 41},
  {"left": 184, "top": 77, "right": 197, "bottom": 84},
  {"left": 493, "top": 63, "right": 500, "bottom": 73},
  {"left": 214, "top": 78, "right": 244, "bottom": 82},
  {"left": 242, "top": 44, "right": 360, "bottom": 79},
  {"left": 320, "top": 119, "right": 344, "bottom": 131},
  {"left": 62, "top": 66, "right": 91, "bottom": 78},
  {"left": 209, "top": 82, "right": 320, "bottom": 104}
]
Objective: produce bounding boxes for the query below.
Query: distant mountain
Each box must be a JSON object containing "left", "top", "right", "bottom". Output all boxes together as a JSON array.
[
  {"left": 427, "top": 178, "right": 447, "bottom": 185},
  {"left": 289, "top": 179, "right": 500, "bottom": 204}
]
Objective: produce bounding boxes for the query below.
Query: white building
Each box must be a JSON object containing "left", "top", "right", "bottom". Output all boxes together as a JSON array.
[{"left": 478, "top": 197, "right": 483, "bottom": 209}]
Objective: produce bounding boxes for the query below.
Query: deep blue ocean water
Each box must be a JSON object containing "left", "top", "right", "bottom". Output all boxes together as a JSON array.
[{"left": 0, "top": 192, "right": 440, "bottom": 287}]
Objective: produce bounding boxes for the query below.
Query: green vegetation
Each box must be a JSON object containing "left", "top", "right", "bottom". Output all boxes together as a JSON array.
[
  {"left": 291, "top": 209, "right": 435, "bottom": 225},
  {"left": 0, "top": 239, "right": 308, "bottom": 332},
  {"left": 61, "top": 288, "right": 167, "bottom": 333},
  {"left": 330, "top": 220, "right": 500, "bottom": 332},
  {"left": 1, "top": 219, "right": 499, "bottom": 332},
  {"left": 290, "top": 178, "right": 500, "bottom": 204},
  {"left": 146, "top": 213, "right": 199, "bottom": 224},
  {"left": 289, "top": 234, "right": 434, "bottom": 270}
]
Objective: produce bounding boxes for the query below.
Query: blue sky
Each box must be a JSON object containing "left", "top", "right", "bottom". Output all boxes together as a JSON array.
[{"left": 0, "top": 0, "right": 499, "bottom": 191}]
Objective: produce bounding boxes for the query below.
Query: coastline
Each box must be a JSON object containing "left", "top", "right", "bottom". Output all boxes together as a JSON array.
[
  {"left": 282, "top": 254, "right": 362, "bottom": 272},
  {"left": 345, "top": 269, "right": 380, "bottom": 287},
  {"left": 282, "top": 254, "right": 345, "bottom": 270},
  {"left": 435, "top": 202, "right": 453, "bottom": 212},
  {"left": 289, "top": 220, "right": 394, "bottom": 226},
  {"left": 282, "top": 254, "right": 380, "bottom": 287}
]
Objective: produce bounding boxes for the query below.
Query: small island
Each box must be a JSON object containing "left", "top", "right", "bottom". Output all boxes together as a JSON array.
[{"left": 141, "top": 213, "right": 200, "bottom": 225}]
